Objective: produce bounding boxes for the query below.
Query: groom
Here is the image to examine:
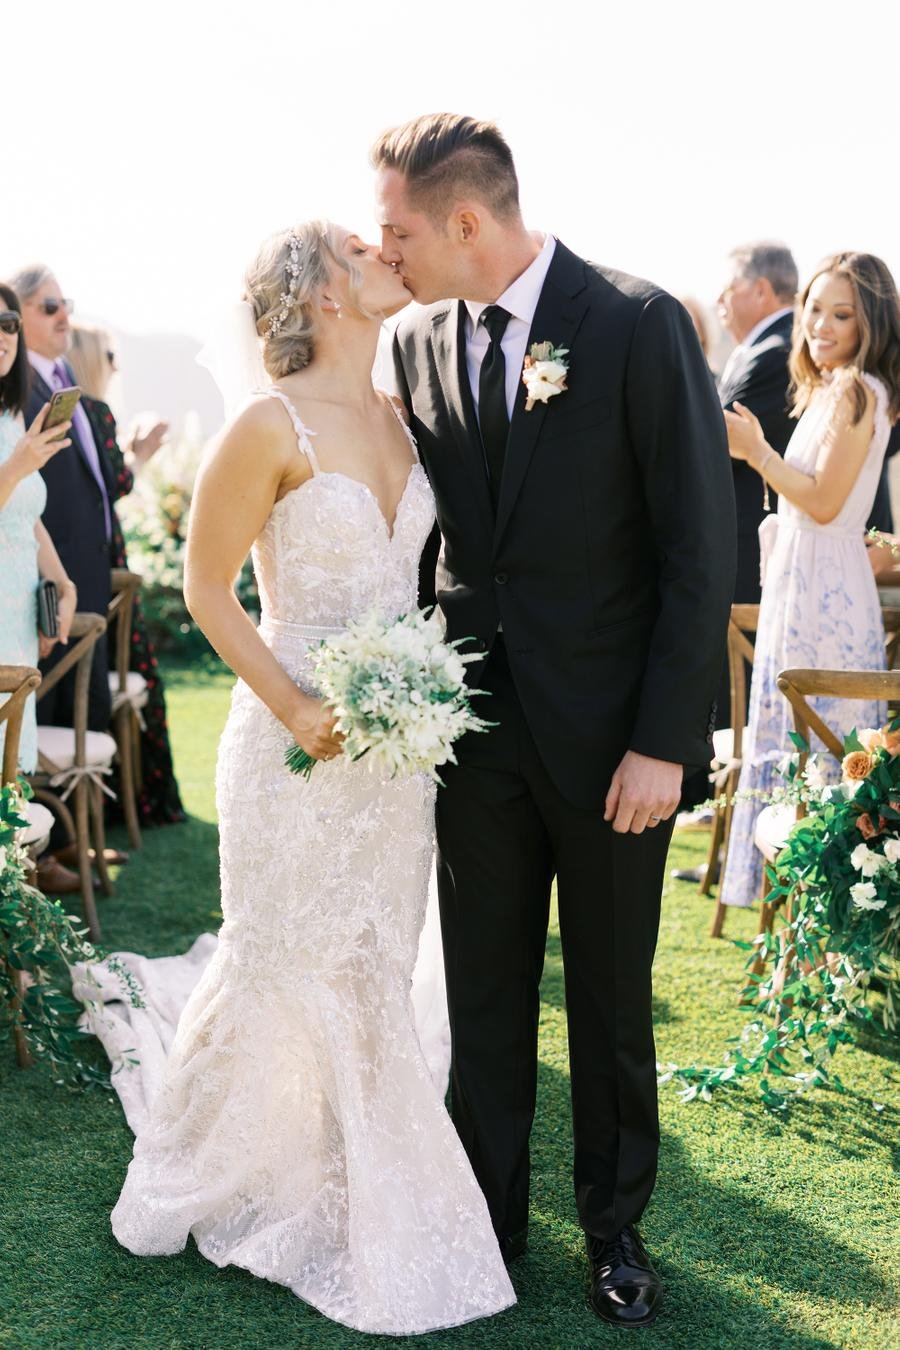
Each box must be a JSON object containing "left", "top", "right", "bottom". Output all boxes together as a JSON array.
[{"left": 373, "top": 114, "right": 736, "bottom": 1328}]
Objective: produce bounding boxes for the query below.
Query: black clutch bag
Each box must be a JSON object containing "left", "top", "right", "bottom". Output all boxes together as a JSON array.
[{"left": 37, "top": 578, "right": 59, "bottom": 639}]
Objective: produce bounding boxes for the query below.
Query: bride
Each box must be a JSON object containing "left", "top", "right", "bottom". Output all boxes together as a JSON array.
[{"left": 101, "top": 222, "right": 515, "bottom": 1334}]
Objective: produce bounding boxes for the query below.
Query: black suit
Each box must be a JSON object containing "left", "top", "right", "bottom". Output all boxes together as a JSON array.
[
  {"left": 394, "top": 242, "right": 736, "bottom": 1243},
  {"left": 27, "top": 360, "right": 113, "bottom": 731},
  {"left": 717, "top": 311, "right": 794, "bottom": 603}
]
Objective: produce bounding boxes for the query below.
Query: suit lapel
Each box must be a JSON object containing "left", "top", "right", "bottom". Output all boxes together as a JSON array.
[
  {"left": 493, "top": 244, "right": 590, "bottom": 548},
  {"left": 430, "top": 302, "right": 494, "bottom": 526}
]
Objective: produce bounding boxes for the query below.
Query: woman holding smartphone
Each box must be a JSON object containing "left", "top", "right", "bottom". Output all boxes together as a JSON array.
[{"left": 0, "top": 282, "right": 77, "bottom": 779}]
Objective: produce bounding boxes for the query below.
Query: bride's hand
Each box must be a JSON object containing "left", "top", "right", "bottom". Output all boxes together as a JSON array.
[
  {"left": 289, "top": 696, "right": 345, "bottom": 762},
  {"left": 724, "top": 402, "right": 766, "bottom": 464}
]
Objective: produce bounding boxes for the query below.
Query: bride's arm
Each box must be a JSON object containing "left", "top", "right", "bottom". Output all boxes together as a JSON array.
[
  {"left": 726, "top": 382, "right": 877, "bottom": 525},
  {"left": 184, "top": 400, "right": 343, "bottom": 760}
]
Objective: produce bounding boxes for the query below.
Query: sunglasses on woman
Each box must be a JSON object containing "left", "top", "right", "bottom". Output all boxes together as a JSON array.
[
  {"left": 35, "top": 298, "right": 74, "bottom": 317},
  {"left": 0, "top": 311, "right": 22, "bottom": 335}
]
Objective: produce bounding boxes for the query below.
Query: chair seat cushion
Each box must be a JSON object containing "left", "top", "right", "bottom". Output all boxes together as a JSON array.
[
  {"left": 37, "top": 726, "right": 118, "bottom": 770},
  {"left": 108, "top": 670, "right": 149, "bottom": 707},
  {"left": 712, "top": 726, "right": 749, "bottom": 765},
  {"left": 753, "top": 802, "right": 796, "bottom": 863},
  {"left": 19, "top": 800, "right": 54, "bottom": 849}
]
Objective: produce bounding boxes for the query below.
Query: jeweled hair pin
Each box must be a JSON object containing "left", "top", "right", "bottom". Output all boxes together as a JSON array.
[{"left": 266, "top": 234, "right": 303, "bottom": 340}]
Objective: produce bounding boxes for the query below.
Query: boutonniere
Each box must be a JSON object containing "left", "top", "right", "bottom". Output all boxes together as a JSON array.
[{"left": 522, "top": 341, "right": 569, "bottom": 411}]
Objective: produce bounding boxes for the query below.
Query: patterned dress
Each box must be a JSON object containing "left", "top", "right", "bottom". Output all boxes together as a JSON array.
[
  {"left": 0, "top": 411, "right": 45, "bottom": 772},
  {"left": 720, "top": 374, "right": 891, "bottom": 907}
]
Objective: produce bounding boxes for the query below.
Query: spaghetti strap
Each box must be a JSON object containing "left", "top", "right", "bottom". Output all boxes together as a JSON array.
[
  {"left": 260, "top": 387, "right": 321, "bottom": 475},
  {"left": 383, "top": 393, "right": 421, "bottom": 464}
]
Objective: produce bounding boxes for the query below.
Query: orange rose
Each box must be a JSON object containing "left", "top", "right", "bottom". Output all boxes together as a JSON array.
[
  {"left": 857, "top": 812, "right": 879, "bottom": 840},
  {"left": 883, "top": 729, "right": 900, "bottom": 755},
  {"left": 842, "top": 750, "right": 876, "bottom": 781}
]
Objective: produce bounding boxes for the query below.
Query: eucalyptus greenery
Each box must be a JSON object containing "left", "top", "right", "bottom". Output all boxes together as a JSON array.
[
  {"left": 0, "top": 780, "right": 111, "bottom": 1086},
  {"left": 664, "top": 725, "right": 900, "bottom": 1111}
]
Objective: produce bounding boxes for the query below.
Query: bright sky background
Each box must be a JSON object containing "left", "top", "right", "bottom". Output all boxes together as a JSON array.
[{"left": 4, "top": 0, "right": 897, "bottom": 346}]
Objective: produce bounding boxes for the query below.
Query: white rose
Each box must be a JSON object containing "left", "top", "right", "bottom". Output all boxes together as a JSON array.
[
  {"left": 850, "top": 881, "right": 885, "bottom": 911},
  {"left": 850, "top": 843, "right": 885, "bottom": 878},
  {"left": 882, "top": 838, "right": 900, "bottom": 865},
  {"left": 523, "top": 359, "right": 568, "bottom": 407}
]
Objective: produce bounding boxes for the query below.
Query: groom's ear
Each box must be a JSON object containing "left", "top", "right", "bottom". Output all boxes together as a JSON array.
[{"left": 457, "top": 209, "right": 480, "bottom": 245}]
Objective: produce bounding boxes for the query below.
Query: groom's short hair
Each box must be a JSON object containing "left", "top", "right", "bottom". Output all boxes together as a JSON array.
[{"left": 370, "top": 113, "right": 520, "bottom": 228}]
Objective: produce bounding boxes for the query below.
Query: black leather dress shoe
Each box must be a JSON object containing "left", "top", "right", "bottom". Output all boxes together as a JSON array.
[
  {"left": 586, "top": 1226, "right": 662, "bottom": 1328},
  {"left": 499, "top": 1229, "right": 528, "bottom": 1266}
]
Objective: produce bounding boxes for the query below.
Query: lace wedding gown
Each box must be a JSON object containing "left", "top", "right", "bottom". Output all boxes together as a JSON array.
[
  {"left": 95, "top": 391, "right": 515, "bottom": 1334},
  {"left": 720, "top": 374, "right": 891, "bottom": 907}
]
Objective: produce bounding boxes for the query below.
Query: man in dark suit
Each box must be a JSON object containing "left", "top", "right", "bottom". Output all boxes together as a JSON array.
[
  {"left": 11, "top": 264, "right": 114, "bottom": 733},
  {"left": 716, "top": 242, "right": 798, "bottom": 602},
  {"left": 373, "top": 114, "right": 736, "bottom": 1328}
]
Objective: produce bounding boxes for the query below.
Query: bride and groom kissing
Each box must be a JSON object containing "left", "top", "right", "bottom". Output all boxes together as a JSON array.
[{"left": 101, "top": 113, "right": 736, "bottom": 1334}]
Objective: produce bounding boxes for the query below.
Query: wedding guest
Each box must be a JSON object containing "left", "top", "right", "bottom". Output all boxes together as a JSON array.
[
  {"left": 68, "top": 320, "right": 184, "bottom": 826},
  {"left": 6, "top": 265, "right": 114, "bottom": 734},
  {"left": 717, "top": 241, "right": 798, "bottom": 603},
  {"left": 718, "top": 252, "right": 900, "bottom": 910},
  {"left": 0, "top": 282, "right": 81, "bottom": 894},
  {"left": 680, "top": 296, "right": 716, "bottom": 374},
  {"left": 675, "top": 244, "right": 799, "bottom": 834}
]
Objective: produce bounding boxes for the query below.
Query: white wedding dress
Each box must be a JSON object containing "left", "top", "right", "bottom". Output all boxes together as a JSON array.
[{"left": 87, "top": 390, "right": 515, "bottom": 1335}]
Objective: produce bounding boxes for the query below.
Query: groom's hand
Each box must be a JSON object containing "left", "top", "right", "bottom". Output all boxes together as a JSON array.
[{"left": 604, "top": 751, "right": 682, "bottom": 835}]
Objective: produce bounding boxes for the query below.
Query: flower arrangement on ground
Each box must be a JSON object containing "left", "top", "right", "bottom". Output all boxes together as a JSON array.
[{"left": 665, "top": 721, "right": 900, "bottom": 1110}]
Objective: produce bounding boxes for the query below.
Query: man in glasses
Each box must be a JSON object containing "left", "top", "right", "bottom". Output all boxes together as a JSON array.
[{"left": 7, "top": 263, "right": 114, "bottom": 741}]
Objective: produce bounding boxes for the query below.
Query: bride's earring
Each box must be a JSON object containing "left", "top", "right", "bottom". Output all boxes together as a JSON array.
[{"left": 334, "top": 301, "right": 343, "bottom": 319}]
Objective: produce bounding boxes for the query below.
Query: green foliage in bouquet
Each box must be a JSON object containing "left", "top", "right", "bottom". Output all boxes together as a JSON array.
[
  {"left": 665, "top": 724, "right": 900, "bottom": 1111},
  {"left": 0, "top": 782, "right": 115, "bottom": 1086}
]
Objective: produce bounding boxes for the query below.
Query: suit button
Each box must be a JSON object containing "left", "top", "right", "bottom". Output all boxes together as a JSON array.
[{"left": 494, "top": 572, "right": 509, "bottom": 585}]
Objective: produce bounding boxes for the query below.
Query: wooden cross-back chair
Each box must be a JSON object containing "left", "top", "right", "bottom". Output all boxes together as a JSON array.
[
  {"left": 746, "top": 666, "right": 900, "bottom": 985},
  {"left": 107, "top": 569, "right": 147, "bottom": 849},
  {"left": 880, "top": 605, "right": 900, "bottom": 670},
  {"left": 0, "top": 665, "right": 43, "bottom": 1068},
  {"left": 706, "top": 604, "right": 758, "bottom": 936},
  {"left": 29, "top": 613, "right": 115, "bottom": 941}
]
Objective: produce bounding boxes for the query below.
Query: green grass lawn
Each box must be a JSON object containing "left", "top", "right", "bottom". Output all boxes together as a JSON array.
[{"left": 2, "top": 661, "right": 897, "bottom": 1349}]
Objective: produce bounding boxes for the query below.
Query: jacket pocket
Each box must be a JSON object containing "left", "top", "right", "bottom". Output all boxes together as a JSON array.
[{"left": 548, "top": 394, "right": 612, "bottom": 440}]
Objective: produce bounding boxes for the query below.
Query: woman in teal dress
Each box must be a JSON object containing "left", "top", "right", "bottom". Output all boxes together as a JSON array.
[{"left": 0, "top": 283, "right": 77, "bottom": 772}]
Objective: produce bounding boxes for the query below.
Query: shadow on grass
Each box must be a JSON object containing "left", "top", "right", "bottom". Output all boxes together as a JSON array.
[{"left": 522, "top": 1061, "right": 891, "bottom": 1348}]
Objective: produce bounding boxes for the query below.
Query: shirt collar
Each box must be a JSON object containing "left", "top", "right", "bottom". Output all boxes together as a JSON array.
[
  {"left": 464, "top": 234, "right": 557, "bottom": 332},
  {"left": 28, "top": 350, "right": 63, "bottom": 387},
  {"left": 742, "top": 306, "right": 793, "bottom": 350}
]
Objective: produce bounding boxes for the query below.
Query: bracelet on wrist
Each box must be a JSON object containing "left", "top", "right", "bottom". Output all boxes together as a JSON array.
[{"left": 759, "top": 449, "right": 774, "bottom": 511}]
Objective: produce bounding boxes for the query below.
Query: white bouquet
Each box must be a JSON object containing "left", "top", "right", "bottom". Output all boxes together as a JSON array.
[{"left": 284, "top": 608, "right": 491, "bottom": 781}]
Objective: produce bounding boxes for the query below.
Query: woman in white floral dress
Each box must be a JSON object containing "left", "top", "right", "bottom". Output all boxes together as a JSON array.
[
  {"left": 104, "top": 223, "right": 515, "bottom": 1336},
  {"left": 720, "top": 252, "right": 900, "bottom": 908}
]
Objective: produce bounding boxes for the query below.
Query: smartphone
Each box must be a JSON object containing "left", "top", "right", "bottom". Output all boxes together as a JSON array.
[{"left": 44, "top": 386, "right": 82, "bottom": 438}]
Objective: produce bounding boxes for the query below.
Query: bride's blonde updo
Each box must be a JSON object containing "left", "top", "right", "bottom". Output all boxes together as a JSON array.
[{"left": 244, "top": 220, "right": 360, "bottom": 380}]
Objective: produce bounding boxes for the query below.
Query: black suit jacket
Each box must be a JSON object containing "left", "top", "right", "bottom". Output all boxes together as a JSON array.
[
  {"left": 717, "top": 311, "right": 794, "bottom": 601},
  {"left": 393, "top": 242, "right": 737, "bottom": 808},
  {"left": 26, "top": 360, "right": 114, "bottom": 615}
]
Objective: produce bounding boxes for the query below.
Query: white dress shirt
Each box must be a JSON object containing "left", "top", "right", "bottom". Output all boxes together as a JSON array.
[{"left": 464, "top": 234, "right": 557, "bottom": 417}]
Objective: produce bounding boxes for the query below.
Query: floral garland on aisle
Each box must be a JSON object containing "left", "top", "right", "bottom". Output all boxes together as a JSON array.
[
  {"left": 0, "top": 780, "right": 136, "bottom": 1086},
  {"left": 664, "top": 722, "right": 900, "bottom": 1111}
]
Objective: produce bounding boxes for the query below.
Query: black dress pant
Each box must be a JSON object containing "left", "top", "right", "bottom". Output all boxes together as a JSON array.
[{"left": 436, "top": 637, "right": 673, "bottom": 1243}]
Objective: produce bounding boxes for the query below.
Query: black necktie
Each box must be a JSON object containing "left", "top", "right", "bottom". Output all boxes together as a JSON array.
[{"left": 478, "top": 305, "right": 511, "bottom": 506}]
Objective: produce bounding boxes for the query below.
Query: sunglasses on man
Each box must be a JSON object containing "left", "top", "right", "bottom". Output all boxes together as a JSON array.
[
  {"left": 34, "top": 298, "right": 74, "bottom": 317},
  {"left": 0, "top": 311, "right": 22, "bottom": 335}
]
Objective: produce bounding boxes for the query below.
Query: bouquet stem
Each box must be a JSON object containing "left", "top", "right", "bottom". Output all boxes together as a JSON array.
[{"left": 284, "top": 744, "right": 317, "bottom": 779}]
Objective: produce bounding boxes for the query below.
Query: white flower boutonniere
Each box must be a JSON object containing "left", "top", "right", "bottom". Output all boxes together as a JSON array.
[{"left": 522, "top": 341, "right": 569, "bottom": 411}]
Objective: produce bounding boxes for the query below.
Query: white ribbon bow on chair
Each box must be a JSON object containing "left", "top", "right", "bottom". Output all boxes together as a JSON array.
[{"left": 48, "top": 763, "right": 117, "bottom": 804}]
